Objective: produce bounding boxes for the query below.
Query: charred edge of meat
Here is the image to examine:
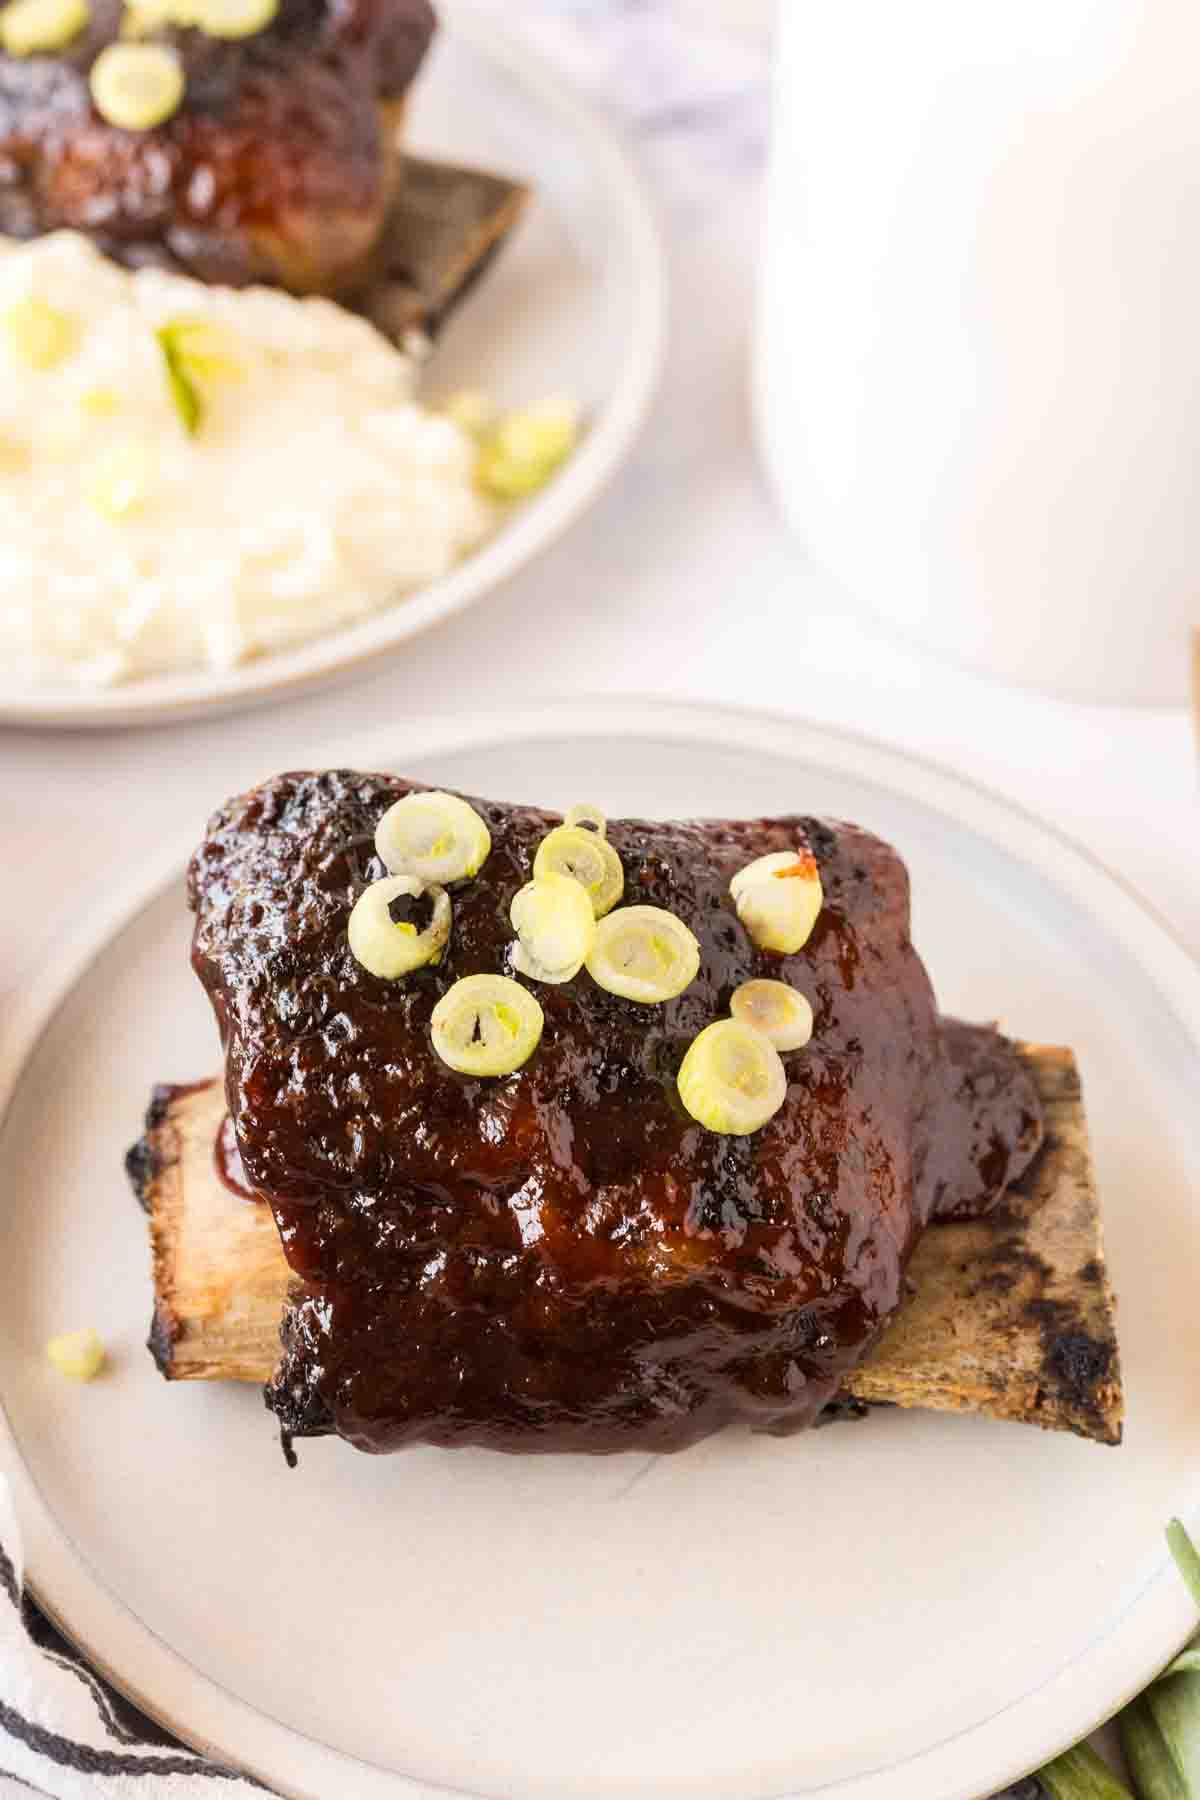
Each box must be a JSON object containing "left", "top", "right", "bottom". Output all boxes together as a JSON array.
[
  {"left": 146, "top": 1305, "right": 180, "bottom": 1378},
  {"left": 967, "top": 1239, "right": 1119, "bottom": 1444},
  {"left": 1025, "top": 1297, "right": 1122, "bottom": 1446},
  {"left": 265, "top": 1376, "right": 335, "bottom": 1453},
  {"left": 818, "top": 1395, "right": 877, "bottom": 1427},
  {"left": 124, "top": 1082, "right": 179, "bottom": 1212},
  {"left": 958, "top": 1227, "right": 1120, "bottom": 1442}
]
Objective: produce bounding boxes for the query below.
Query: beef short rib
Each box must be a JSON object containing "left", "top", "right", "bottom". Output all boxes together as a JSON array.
[
  {"left": 189, "top": 771, "right": 1044, "bottom": 1456},
  {"left": 0, "top": 0, "right": 435, "bottom": 295}
]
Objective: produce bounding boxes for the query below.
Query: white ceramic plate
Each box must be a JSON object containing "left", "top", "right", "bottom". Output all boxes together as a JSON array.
[
  {"left": 0, "top": 9, "right": 665, "bottom": 730},
  {"left": 3, "top": 699, "right": 1200, "bottom": 1800}
]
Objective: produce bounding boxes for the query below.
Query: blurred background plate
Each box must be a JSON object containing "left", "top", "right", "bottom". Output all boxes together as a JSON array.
[
  {"left": 0, "top": 6, "right": 665, "bottom": 729},
  {"left": 2, "top": 700, "right": 1200, "bottom": 1798}
]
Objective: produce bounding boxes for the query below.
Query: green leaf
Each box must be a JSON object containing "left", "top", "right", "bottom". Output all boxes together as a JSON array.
[
  {"left": 1168, "top": 1521, "right": 1200, "bottom": 1614},
  {"left": 1146, "top": 1672, "right": 1200, "bottom": 1789},
  {"left": 155, "top": 326, "right": 203, "bottom": 437},
  {"left": 1038, "top": 1742, "right": 1136, "bottom": 1800},
  {"left": 1120, "top": 1690, "right": 1191, "bottom": 1800}
]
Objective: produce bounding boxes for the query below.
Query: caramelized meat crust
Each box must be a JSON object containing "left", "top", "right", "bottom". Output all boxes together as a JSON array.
[
  {"left": 0, "top": 0, "right": 435, "bottom": 293},
  {"left": 189, "top": 771, "right": 1044, "bottom": 1455}
]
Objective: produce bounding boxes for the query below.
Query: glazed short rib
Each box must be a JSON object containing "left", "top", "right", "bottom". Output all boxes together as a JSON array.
[
  {"left": 180, "top": 770, "right": 1083, "bottom": 1458},
  {"left": 133, "top": 1045, "right": 1123, "bottom": 1443},
  {"left": 0, "top": 0, "right": 435, "bottom": 295}
]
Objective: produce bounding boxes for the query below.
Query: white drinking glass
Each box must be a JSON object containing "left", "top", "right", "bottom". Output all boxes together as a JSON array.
[{"left": 755, "top": 2, "right": 1200, "bottom": 703}]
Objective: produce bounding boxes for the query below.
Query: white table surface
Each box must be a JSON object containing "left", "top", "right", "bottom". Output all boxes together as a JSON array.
[{"left": 0, "top": 0, "right": 1193, "bottom": 1788}]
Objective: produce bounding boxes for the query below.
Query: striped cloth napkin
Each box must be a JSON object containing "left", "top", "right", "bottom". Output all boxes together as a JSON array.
[{"left": 0, "top": 1480, "right": 264, "bottom": 1797}]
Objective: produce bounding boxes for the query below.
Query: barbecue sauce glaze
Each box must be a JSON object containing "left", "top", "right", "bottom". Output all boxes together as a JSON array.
[{"left": 190, "top": 771, "right": 1043, "bottom": 1455}]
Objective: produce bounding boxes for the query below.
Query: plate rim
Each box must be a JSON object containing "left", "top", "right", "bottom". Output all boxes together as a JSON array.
[
  {"left": 0, "top": 5, "right": 667, "bottom": 731},
  {"left": 2, "top": 695, "right": 1200, "bottom": 1800}
]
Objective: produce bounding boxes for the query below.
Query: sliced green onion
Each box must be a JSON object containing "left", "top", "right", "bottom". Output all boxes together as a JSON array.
[
  {"left": 2, "top": 296, "right": 76, "bottom": 370},
  {"left": 510, "top": 871, "right": 596, "bottom": 985},
  {"left": 120, "top": 0, "right": 186, "bottom": 34},
  {"left": 730, "top": 848, "right": 823, "bottom": 955},
  {"left": 46, "top": 1328, "right": 106, "bottom": 1381},
  {"left": 90, "top": 42, "right": 185, "bottom": 131},
  {"left": 155, "top": 315, "right": 243, "bottom": 435},
  {"left": 430, "top": 973, "right": 544, "bottom": 1077},
  {"left": 442, "top": 390, "right": 490, "bottom": 440},
  {"left": 677, "top": 1019, "right": 787, "bottom": 1136},
  {"left": 563, "top": 802, "right": 606, "bottom": 836},
  {"left": 85, "top": 439, "right": 154, "bottom": 517},
  {"left": 80, "top": 385, "right": 120, "bottom": 417},
  {"left": 0, "top": 0, "right": 89, "bottom": 55},
  {"left": 476, "top": 400, "right": 577, "bottom": 500},
  {"left": 159, "top": 315, "right": 242, "bottom": 379},
  {"left": 730, "top": 978, "right": 814, "bottom": 1051},
  {"left": 586, "top": 904, "right": 699, "bottom": 1004},
  {"left": 189, "top": 0, "right": 276, "bottom": 35},
  {"left": 156, "top": 324, "right": 201, "bottom": 435},
  {"left": 533, "top": 824, "right": 623, "bottom": 918},
  {"left": 375, "top": 791, "right": 491, "bottom": 885},
  {"left": 348, "top": 875, "right": 450, "bottom": 980},
  {"left": 158, "top": 316, "right": 244, "bottom": 383},
  {"left": 169, "top": 318, "right": 241, "bottom": 381}
]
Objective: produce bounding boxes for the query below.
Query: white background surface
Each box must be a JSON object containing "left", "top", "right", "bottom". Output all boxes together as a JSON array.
[{"left": 0, "top": 0, "right": 1195, "bottom": 1787}]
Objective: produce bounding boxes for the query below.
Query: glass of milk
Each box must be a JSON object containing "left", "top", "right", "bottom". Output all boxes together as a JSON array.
[{"left": 754, "top": 2, "right": 1200, "bottom": 704}]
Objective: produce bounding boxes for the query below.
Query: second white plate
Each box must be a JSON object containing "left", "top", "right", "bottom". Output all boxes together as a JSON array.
[
  {"left": 0, "top": 7, "right": 665, "bottom": 729},
  {"left": 2, "top": 701, "right": 1200, "bottom": 1799}
]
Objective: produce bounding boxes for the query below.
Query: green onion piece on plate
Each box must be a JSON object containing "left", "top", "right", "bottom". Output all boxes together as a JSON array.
[
  {"left": 80, "top": 385, "right": 120, "bottom": 417},
  {"left": 476, "top": 400, "right": 577, "bottom": 501},
  {"left": 157, "top": 315, "right": 244, "bottom": 433},
  {"left": 90, "top": 41, "right": 185, "bottom": 130},
  {"left": 0, "top": 0, "right": 89, "bottom": 56},
  {"left": 46, "top": 1328, "right": 106, "bottom": 1382},
  {"left": 156, "top": 323, "right": 202, "bottom": 435},
  {"left": 2, "top": 296, "right": 76, "bottom": 370}
]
